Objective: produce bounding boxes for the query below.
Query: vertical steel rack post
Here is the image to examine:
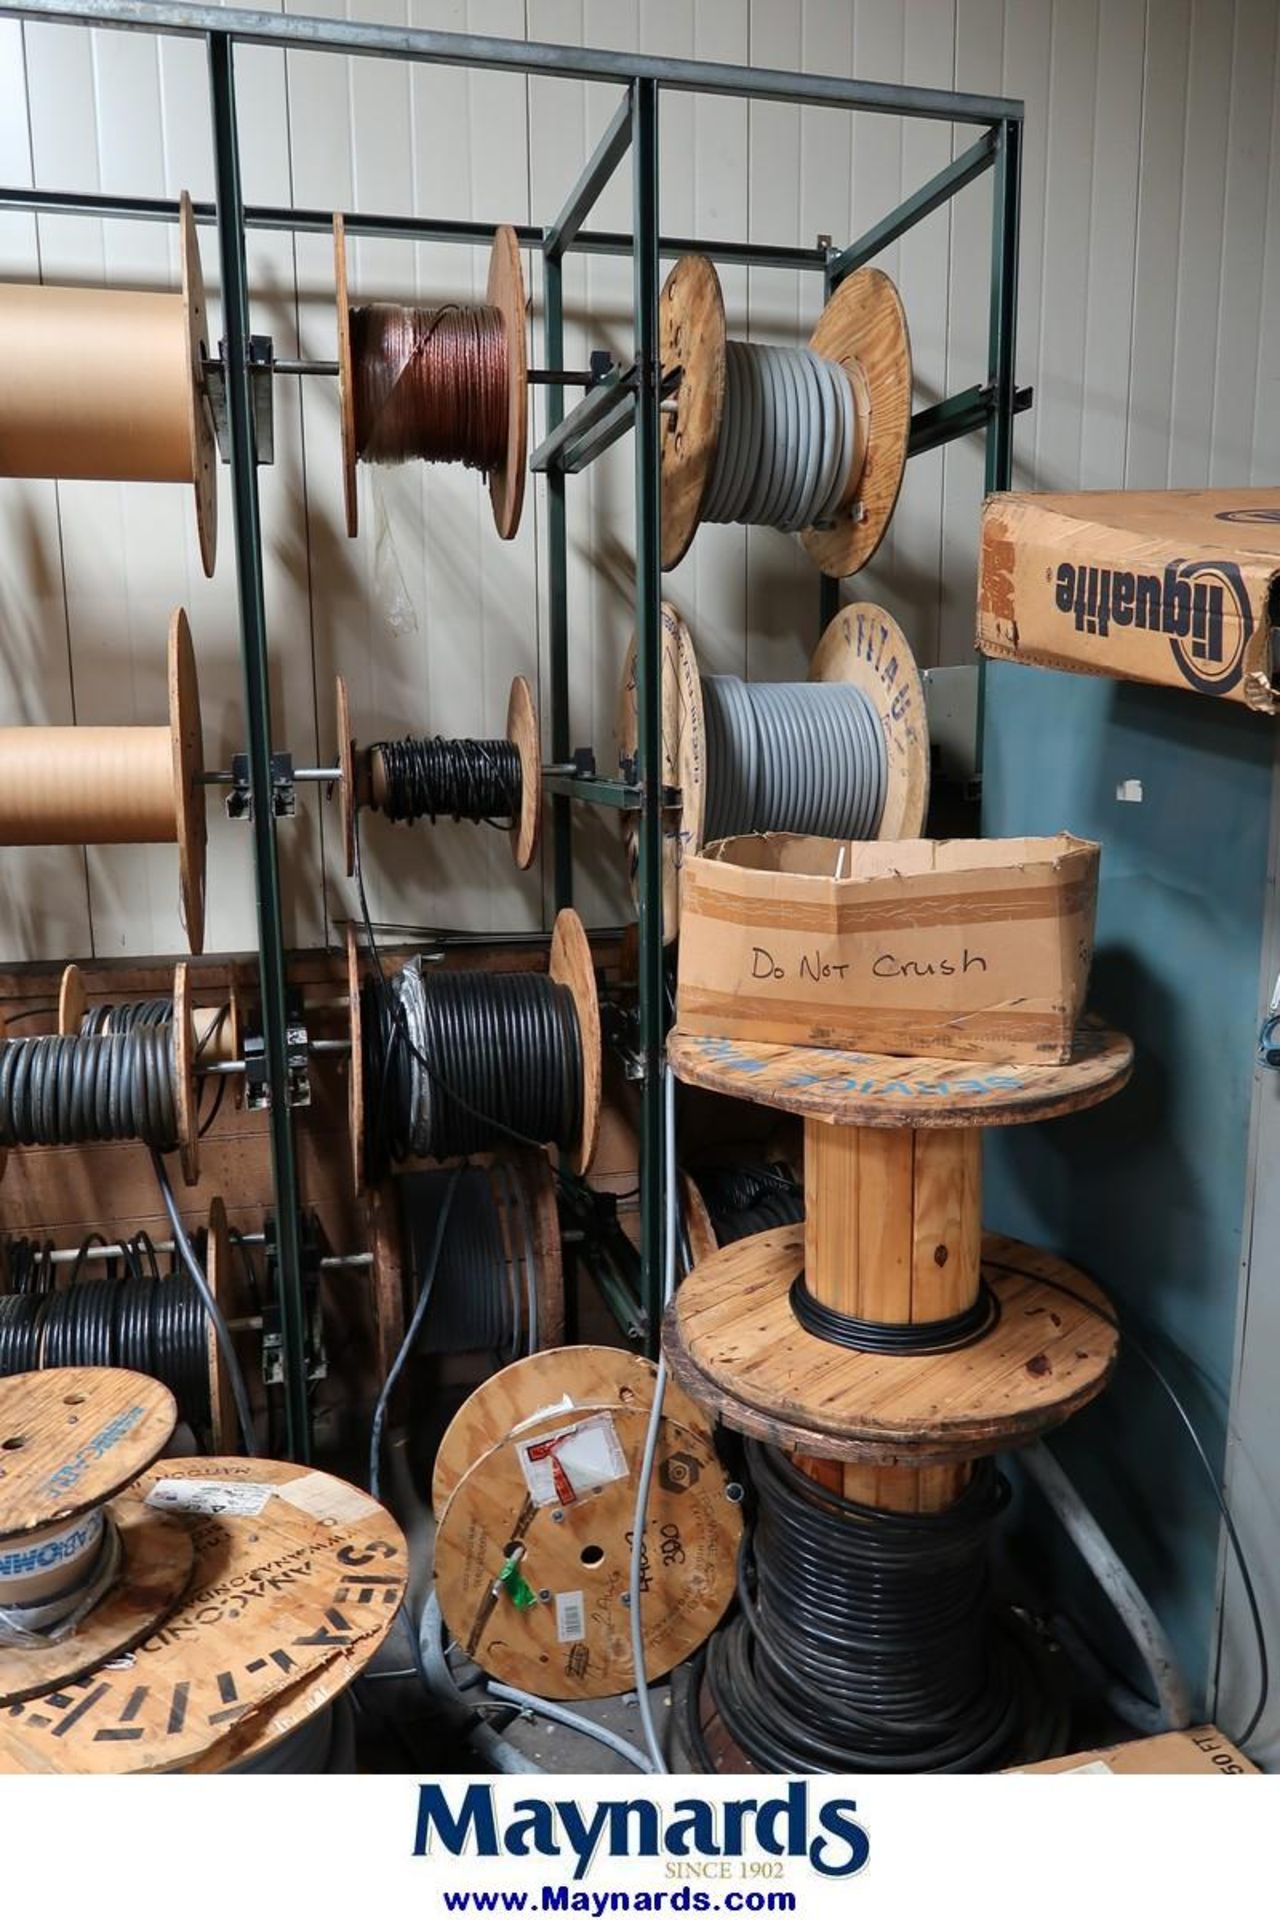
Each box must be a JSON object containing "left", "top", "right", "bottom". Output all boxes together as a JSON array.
[{"left": 0, "top": 0, "right": 1025, "bottom": 1453}]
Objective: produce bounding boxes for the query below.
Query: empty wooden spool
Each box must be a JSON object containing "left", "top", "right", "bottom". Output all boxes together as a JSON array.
[
  {"left": 659, "top": 253, "right": 911, "bottom": 577},
  {"left": 0, "top": 193, "right": 217, "bottom": 576},
  {"left": 0, "top": 609, "right": 208, "bottom": 954},
  {"left": 664, "top": 1022, "right": 1134, "bottom": 1496}
]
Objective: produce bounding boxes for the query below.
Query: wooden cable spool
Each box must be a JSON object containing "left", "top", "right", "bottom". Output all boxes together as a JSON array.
[
  {"left": 0, "top": 608, "right": 207, "bottom": 954},
  {"left": 663, "top": 1021, "right": 1134, "bottom": 1486},
  {"left": 0, "top": 193, "right": 217, "bottom": 576},
  {"left": 334, "top": 669, "right": 540, "bottom": 877},
  {"left": 617, "top": 599, "right": 930, "bottom": 939},
  {"left": 334, "top": 215, "right": 528, "bottom": 541},
  {"left": 344, "top": 910, "right": 601, "bottom": 1196},
  {"left": 0, "top": 1455, "right": 408, "bottom": 1773},
  {"left": 659, "top": 253, "right": 911, "bottom": 577},
  {"left": 0, "top": 1369, "right": 195, "bottom": 1707},
  {"left": 434, "top": 1376, "right": 741, "bottom": 1701}
]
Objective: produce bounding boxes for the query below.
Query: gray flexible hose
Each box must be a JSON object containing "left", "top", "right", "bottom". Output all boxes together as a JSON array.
[
  {"left": 704, "top": 341, "right": 854, "bottom": 530},
  {"left": 1022, "top": 1439, "right": 1191, "bottom": 1733},
  {"left": 486, "top": 1683, "right": 655, "bottom": 1773},
  {"left": 628, "top": 1063, "right": 679, "bottom": 1775},
  {"left": 702, "top": 675, "right": 886, "bottom": 844},
  {"left": 153, "top": 1150, "right": 258, "bottom": 1458}
]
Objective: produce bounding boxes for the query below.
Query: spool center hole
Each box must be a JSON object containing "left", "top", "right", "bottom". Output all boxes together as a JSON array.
[{"left": 579, "top": 1544, "right": 605, "bottom": 1567}]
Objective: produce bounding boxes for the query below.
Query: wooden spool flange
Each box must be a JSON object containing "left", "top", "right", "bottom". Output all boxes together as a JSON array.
[
  {"left": 549, "top": 907, "right": 602, "bottom": 1175},
  {"left": 346, "top": 922, "right": 365, "bottom": 1198},
  {"left": 0, "top": 1457, "right": 408, "bottom": 1774},
  {"left": 431, "top": 1345, "right": 713, "bottom": 1514},
  {"left": 335, "top": 215, "right": 528, "bottom": 541},
  {"left": 617, "top": 600, "right": 930, "bottom": 940},
  {"left": 0, "top": 608, "right": 207, "bottom": 953},
  {"left": 434, "top": 1406, "right": 741, "bottom": 1700},
  {"left": 0, "top": 192, "right": 216, "bottom": 576},
  {"left": 664, "top": 1023, "right": 1133, "bottom": 1476},
  {"left": 0, "top": 1369, "right": 176, "bottom": 1543},
  {"left": 338, "top": 670, "right": 541, "bottom": 877},
  {"left": 659, "top": 253, "right": 910, "bottom": 577},
  {"left": 58, "top": 958, "right": 236, "bottom": 1133}
]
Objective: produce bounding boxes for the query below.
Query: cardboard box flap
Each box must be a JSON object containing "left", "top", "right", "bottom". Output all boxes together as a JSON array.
[
  {"left": 704, "top": 831, "right": 1097, "bottom": 885},
  {"left": 979, "top": 487, "right": 1280, "bottom": 713}
]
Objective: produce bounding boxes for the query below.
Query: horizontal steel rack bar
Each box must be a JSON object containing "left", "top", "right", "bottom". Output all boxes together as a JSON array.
[
  {"left": 3, "top": 0, "right": 1023, "bottom": 124},
  {"left": 0, "top": 185, "right": 829, "bottom": 274}
]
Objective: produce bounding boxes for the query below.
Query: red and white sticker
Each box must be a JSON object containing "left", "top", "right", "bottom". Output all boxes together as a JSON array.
[{"left": 516, "top": 1414, "right": 627, "bottom": 1509}]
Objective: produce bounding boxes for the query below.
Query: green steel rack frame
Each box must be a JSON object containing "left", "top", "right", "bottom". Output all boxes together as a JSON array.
[{"left": 0, "top": 0, "right": 1024, "bottom": 1460}]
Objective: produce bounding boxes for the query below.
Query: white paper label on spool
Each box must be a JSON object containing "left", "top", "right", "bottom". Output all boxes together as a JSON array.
[
  {"left": 146, "top": 1478, "right": 276, "bottom": 1517},
  {"left": 276, "top": 1470, "right": 381, "bottom": 1524},
  {"left": 516, "top": 1414, "right": 627, "bottom": 1509},
  {"left": 555, "top": 1590, "right": 587, "bottom": 1644}
]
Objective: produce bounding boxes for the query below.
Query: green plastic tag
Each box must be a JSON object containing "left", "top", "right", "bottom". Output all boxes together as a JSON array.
[{"left": 497, "top": 1553, "right": 537, "bottom": 1610}]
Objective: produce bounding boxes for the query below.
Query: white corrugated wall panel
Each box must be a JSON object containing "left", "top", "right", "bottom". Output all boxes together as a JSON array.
[{"left": 0, "top": 0, "right": 1276, "bottom": 957}]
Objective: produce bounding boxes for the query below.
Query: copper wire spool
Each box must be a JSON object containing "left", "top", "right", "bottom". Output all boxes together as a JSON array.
[
  {"left": 335, "top": 217, "right": 528, "bottom": 541},
  {"left": 351, "top": 304, "right": 508, "bottom": 470}
]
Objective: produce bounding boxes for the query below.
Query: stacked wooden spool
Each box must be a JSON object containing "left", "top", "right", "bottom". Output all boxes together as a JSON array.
[
  {"left": 663, "top": 1022, "right": 1134, "bottom": 1770},
  {"left": 0, "top": 1367, "right": 406, "bottom": 1773},
  {"left": 432, "top": 1347, "right": 742, "bottom": 1700}
]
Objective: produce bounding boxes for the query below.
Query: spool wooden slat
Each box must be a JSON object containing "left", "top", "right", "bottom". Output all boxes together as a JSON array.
[
  {"left": 507, "top": 673, "right": 541, "bottom": 871},
  {"left": 667, "top": 1021, "right": 1134, "bottom": 1129}
]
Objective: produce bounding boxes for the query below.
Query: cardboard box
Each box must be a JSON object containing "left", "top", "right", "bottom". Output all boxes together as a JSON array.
[
  {"left": 675, "top": 831, "right": 1099, "bottom": 1065},
  {"left": 1010, "top": 1725, "right": 1257, "bottom": 1776},
  {"left": 978, "top": 487, "right": 1280, "bottom": 712}
]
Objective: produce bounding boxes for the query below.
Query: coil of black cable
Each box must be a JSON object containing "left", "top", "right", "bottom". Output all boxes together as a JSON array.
[
  {"left": 371, "top": 736, "right": 521, "bottom": 829},
  {"left": 0, "top": 1027, "right": 179, "bottom": 1150},
  {"left": 693, "top": 1163, "right": 804, "bottom": 1245},
  {"left": 0, "top": 1230, "right": 213, "bottom": 1431},
  {"left": 695, "top": 1442, "right": 1065, "bottom": 1774},
  {"left": 397, "top": 1163, "right": 536, "bottom": 1358},
  {"left": 361, "top": 961, "right": 582, "bottom": 1177}
]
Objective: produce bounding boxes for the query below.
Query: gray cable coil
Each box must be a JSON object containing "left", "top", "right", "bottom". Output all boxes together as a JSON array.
[
  {"left": 701, "top": 674, "right": 887, "bottom": 845},
  {"left": 702, "top": 342, "right": 855, "bottom": 531}
]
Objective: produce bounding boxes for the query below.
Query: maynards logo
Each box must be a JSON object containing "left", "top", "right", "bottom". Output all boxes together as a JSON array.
[{"left": 1053, "top": 557, "right": 1253, "bottom": 696}]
